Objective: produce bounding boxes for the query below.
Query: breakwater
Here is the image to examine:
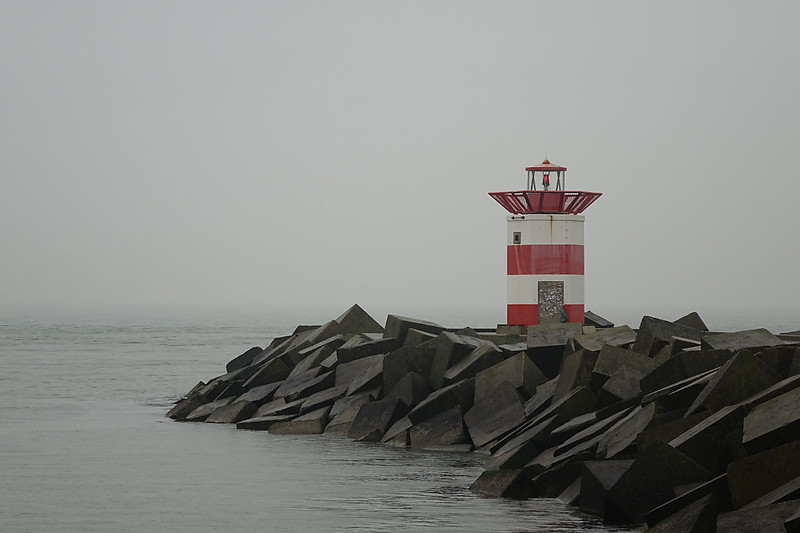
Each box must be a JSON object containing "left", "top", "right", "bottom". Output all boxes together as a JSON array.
[{"left": 167, "top": 304, "right": 800, "bottom": 531}]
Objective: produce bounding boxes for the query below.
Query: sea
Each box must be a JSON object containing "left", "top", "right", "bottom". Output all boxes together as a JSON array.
[{"left": 2, "top": 303, "right": 798, "bottom": 533}]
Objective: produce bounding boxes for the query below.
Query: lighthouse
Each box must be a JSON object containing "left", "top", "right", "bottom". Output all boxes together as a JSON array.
[{"left": 489, "top": 159, "right": 602, "bottom": 326}]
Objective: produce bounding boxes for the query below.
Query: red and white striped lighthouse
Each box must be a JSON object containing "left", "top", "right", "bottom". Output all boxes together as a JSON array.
[{"left": 489, "top": 159, "right": 602, "bottom": 326}]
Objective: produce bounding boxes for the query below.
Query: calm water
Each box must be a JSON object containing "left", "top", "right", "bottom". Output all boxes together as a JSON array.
[{"left": 2, "top": 304, "right": 797, "bottom": 532}]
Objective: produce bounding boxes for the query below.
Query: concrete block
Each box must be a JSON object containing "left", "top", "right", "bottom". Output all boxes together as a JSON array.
[
  {"left": 523, "top": 378, "right": 558, "bottom": 417},
  {"left": 242, "top": 358, "right": 292, "bottom": 389},
  {"left": 382, "top": 344, "right": 436, "bottom": 395},
  {"left": 742, "top": 476, "right": 800, "bottom": 510},
  {"left": 336, "top": 353, "right": 384, "bottom": 388},
  {"left": 742, "top": 382, "right": 800, "bottom": 454},
  {"left": 669, "top": 405, "right": 748, "bottom": 475},
  {"left": 324, "top": 395, "right": 372, "bottom": 435},
  {"left": 596, "top": 364, "right": 650, "bottom": 408},
  {"left": 701, "top": 328, "right": 783, "bottom": 351},
  {"left": 234, "top": 382, "right": 281, "bottom": 406},
  {"left": 185, "top": 396, "right": 236, "bottom": 422},
  {"left": 404, "top": 328, "right": 439, "bottom": 346},
  {"left": 468, "top": 469, "right": 539, "bottom": 499},
  {"left": 716, "top": 499, "right": 800, "bottom": 533},
  {"left": 235, "top": 414, "right": 295, "bottom": 430},
  {"left": 474, "top": 352, "right": 548, "bottom": 404},
  {"left": 527, "top": 322, "right": 584, "bottom": 349},
  {"left": 637, "top": 412, "right": 712, "bottom": 451},
  {"left": 727, "top": 441, "right": 800, "bottom": 509},
  {"left": 640, "top": 349, "right": 733, "bottom": 394},
  {"left": 407, "top": 378, "right": 475, "bottom": 424},
  {"left": 579, "top": 460, "right": 635, "bottom": 516},
  {"left": 225, "top": 346, "right": 262, "bottom": 373},
  {"left": 644, "top": 493, "right": 718, "bottom": 533},
  {"left": 549, "top": 412, "right": 599, "bottom": 444},
  {"left": 557, "top": 478, "right": 582, "bottom": 505},
  {"left": 337, "top": 337, "right": 399, "bottom": 365},
  {"left": 584, "top": 310, "right": 614, "bottom": 328},
  {"left": 442, "top": 343, "right": 503, "bottom": 386},
  {"left": 384, "top": 314, "right": 445, "bottom": 344},
  {"left": 633, "top": 316, "right": 703, "bottom": 357},
  {"left": 345, "top": 355, "right": 384, "bottom": 396},
  {"left": 428, "top": 332, "right": 486, "bottom": 390},
  {"left": 269, "top": 406, "right": 331, "bottom": 435},
  {"left": 273, "top": 367, "right": 323, "bottom": 400},
  {"left": 464, "top": 381, "right": 527, "bottom": 448},
  {"left": 553, "top": 349, "right": 599, "bottom": 402},
  {"left": 251, "top": 335, "right": 293, "bottom": 366},
  {"left": 383, "top": 372, "right": 431, "bottom": 408},
  {"left": 686, "top": 349, "right": 781, "bottom": 416},
  {"left": 205, "top": 400, "right": 258, "bottom": 424},
  {"left": 335, "top": 304, "right": 384, "bottom": 335},
  {"left": 756, "top": 346, "right": 800, "bottom": 379},
  {"left": 346, "top": 398, "right": 405, "bottom": 442},
  {"left": 554, "top": 407, "right": 635, "bottom": 458},
  {"left": 596, "top": 403, "right": 657, "bottom": 459},
  {"left": 299, "top": 384, "right": 349, "bottom": 415},
  {"left": 788, "top": 509, "right": 800, "bottom": 533},
  {"left": 530, "top": 457, "right": 589, "bottom": 497},
  {"left": 329, "top": 392, "right": 372, "bottom": 418},
  {"left": 166, "top": 394, "right": 206, "bottom": 420},
  {"left": 484, "top": 415, "right": 557, "bottom": 470},
  {"left": 569, "top": 325, "right": 637, "bottom": 354},
  {"left": 592, "top": 345, "right": 657, "bottom": 388},
  {"left": 380, "top": 417, "right": 412, "bottom": 445},
  {"left": 673, "top": 311, "right": 709, "bottom": 332},
  {"left": 605, "top": 440, "right": 713, "bottom": 524},
  {"left": 410, "top": 405, "right": 469, "bottom": 449}
]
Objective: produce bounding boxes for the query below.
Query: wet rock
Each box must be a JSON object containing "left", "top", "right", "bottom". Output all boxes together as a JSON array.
[
  {"left": 464, "top": 381, "right": 526, "bottom": 448},
  {"left": 468, "top": 469, "right": 538, "bottom": 499},
  {"left": 384, "top": 315, "right": 445, "bottom": 345},
  {"left": 716, "top": 499, "right": 800, "bottom": 533},
  {"left": 474, "top": 352, "right": 547, "bottom": 404},
  {"left": 410, "top": 405, "right": 469, "bottom": 449},
  {"left": 225, "top": 346, "right": 262, "bottom": 373},
  {"left": 205, "top": 400, "right": 258, "bottom": 424},
  {"left": 605, "top": 440, "right": 713, "bottom": 524},
  {"left": 346, "top": 398, "right": 405, "bottom": 442},
  {"left": 727, "top": 441, "right": 800, "bottom": 509},
  {"left": 685, "top": 349, "right": 781, "bottom": 416},
  {"left": 270, "top": 406, "right": 331, "bottom": 435},
  {"left": 701, "top": 328, "right": 783, "bottom": 351},
  {"left": 579, "top": 460, "right": 634, "bottom": 516}
]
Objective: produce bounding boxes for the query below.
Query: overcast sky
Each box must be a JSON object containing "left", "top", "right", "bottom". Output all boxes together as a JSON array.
[{"left": 2, "top": 2, "right": 799, "bottom": 325}]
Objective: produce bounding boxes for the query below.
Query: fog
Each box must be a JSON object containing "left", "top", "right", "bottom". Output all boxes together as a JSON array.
[{"left": 2, "top": 2, "right": 799, "bottom": 324}]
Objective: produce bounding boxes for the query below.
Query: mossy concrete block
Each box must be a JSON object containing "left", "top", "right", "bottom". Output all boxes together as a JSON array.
[
  {"left": 701, "top": 328, "right": 783, "bottom": 352},
  {"left": 225, "top": 346, "right": 262, "bottom": 373},
  {"left": 269, "top": 406, "right": 331, "bottom": 435},
  {"left": 633, "top": 316, "right": 702, "bottom": 357},
  {"left": 727, "top": 441, "right": 800, "bottom": 509},
  {"left": 475, "top": 352, "right": 548, "bottom": 404},
  {"left": 669, "top": 405, "right": 748, "bottom": 475},
  {"left": 605, "top": 440, "right": 713, "bottom": 524},
  {"left": 410, "top": 405, "right": 468, "bottom": 448},
  {"left": 185, "top": 396, "right": 236, "bottom": 422},
  {"left": 382, "top": 345, "right": 436, "bottom": 395},
  {"left": 429, "top": 332, "right": 486, "bottom": 390},
  {"left": 384, "top": 314, "right": 445, "bottom": 344},
  {"left": 686, "top": 349, "right": 782, "bottom": 416},
  {"left": 468, "top": 469, "right": 538, "bottom": 499},
  {"left": 205, "top": 400, "right": 258, "bottom": 424},
  {"left": 640, "top": 350, "right": 732, "bottom": 394},
  {"left": 716, "top": 499, "right": 800, "bottom": 533},
  {"left": 596, "top": 403, "right": 657, "bottom": 459},
  {"left": 569, "top": 325, "right": 637, "bottom": 354},
  {"left": 442, "top": 343, "right": 503, "bottom": 386},
  {"left": 464, "top": 381, "right": 526, "bottom": 448},
  {"left": 335, "top": 304, "right": 384, "bottom": 335},
  {"left": 383, "top": 372, "right": 431, "bottom": 409},
  {"left": 743, "top": 382, "right": 800, "bottom": 454},
  {"left": 579, "top": 460, "right": 635, "bottom": 516},
  {"left": 553, "top": 349, "right": 599, "bottom": 402},
  {"left": 346, "top": 398, "right": 405, "bottom": 441},
  {"left": 407, "top": 378, "right": 475, "bottom": 424}
]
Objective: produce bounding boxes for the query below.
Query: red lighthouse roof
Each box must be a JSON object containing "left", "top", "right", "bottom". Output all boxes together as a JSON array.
[{"left": 489, "top": 159, "right": 602, "bottom": 215}]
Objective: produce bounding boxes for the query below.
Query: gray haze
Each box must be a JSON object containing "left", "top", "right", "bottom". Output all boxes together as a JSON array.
[{"left": 2, "top": 2, "right": 799, "bottom": 322}]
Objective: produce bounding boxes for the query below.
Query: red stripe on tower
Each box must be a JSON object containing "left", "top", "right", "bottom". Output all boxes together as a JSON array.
[{"left": 507, "top": 244, "right": 584, "bottom": 275}]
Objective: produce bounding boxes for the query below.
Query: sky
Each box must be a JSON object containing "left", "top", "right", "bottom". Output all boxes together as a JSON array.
[{"left": 2, "top": 1, "right": 799, "bottom": 325}]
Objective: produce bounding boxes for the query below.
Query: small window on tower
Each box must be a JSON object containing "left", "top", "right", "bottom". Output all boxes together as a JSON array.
[{"left": 513, "top": 232, "right": 521, "bottom": 245}]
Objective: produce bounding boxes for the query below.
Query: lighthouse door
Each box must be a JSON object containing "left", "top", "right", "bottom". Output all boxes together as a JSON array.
[{"left": 538, "top": 281, "right": 565, "bottom": 324}]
